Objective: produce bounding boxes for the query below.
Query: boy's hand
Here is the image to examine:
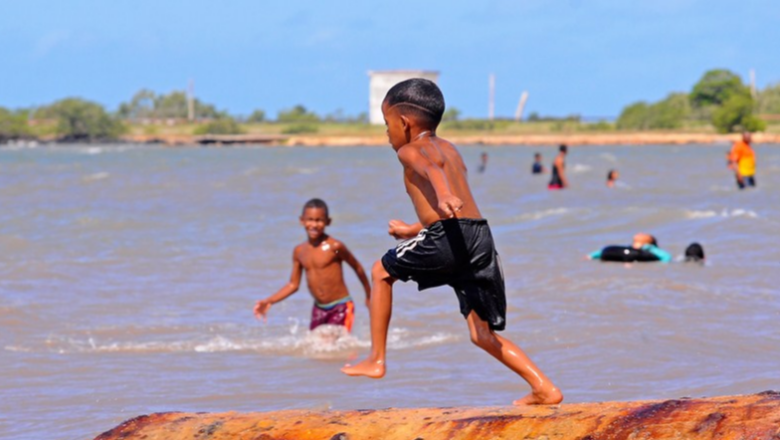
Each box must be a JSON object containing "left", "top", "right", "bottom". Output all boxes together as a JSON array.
[
  {"left": 388, "top": 220, "right": 418, "bottom": 239},
  {"left": 438, "top": 194, "right": 464, "bottom": 218},
  {"left": 253, "top": 299, "right": 272, "bottom": 322}
]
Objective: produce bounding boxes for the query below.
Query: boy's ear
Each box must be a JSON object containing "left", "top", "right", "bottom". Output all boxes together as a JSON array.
[
  {"left": 400, "top": 114, "right": 411, "bottom": 130},
  {"left": 326, "top": 217, "right": 332, "bottom": 226}
]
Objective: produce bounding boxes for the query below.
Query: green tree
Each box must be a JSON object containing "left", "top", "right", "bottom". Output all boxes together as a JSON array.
[
  {"left": 193, "top": 116, "right": 244, "bottom": 135},
  {"left": 0, "top": 107, "right": 32, "bottom": 142},
  {"left": 712, "top": 94, "right": 766, "bottom": 133},
  {"left": 118, "top": 89, "right": 157, "bottom": 120},
  {"left": 617, "top": 93, "right": 690, "bottom": 130},
  {"left": 277, "top": 105, "right": 319, "bottom": 123},
  {"left": 756, "top": 83, "right": 780, "bottom": 115},
  {"left": 117, "top": 89, "right": 223, "bottom": 120},
  {"left": 690, "top": 69, "right": 750, "bottom": 108},
  {"left": 37, "top": 98, "right": 125, "bottom": 141},
  {"left": 647, "top": 93, "right": 690, "bottom": 129},
  {"left": 442, "top": 107, "right": 461, "bottom": 122},
  {"left": 616, "top": 102, "right": 650, "bottom": 130},
  {"left": 247, "top": 109, "right": 266, "bottom": 123}
]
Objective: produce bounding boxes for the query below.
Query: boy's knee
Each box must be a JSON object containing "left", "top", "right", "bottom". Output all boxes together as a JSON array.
[
  {"left": 468, "top": 317, "right": 498, "bottom": 349},
  {"left": 371, "top": 260, "right": 392, "bottom": 282},
  {"left": 469, "top": 324, "right": 487, "bottom": 345}
]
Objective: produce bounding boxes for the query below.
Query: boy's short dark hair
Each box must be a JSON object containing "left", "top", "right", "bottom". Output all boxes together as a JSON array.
[
  {"left": 684, "top": 242, "right": 705, "bottom": 262},
  {"left": 384, "top": 78, "right": 445, "bottom": 128},
  {"left": 559, "top": 144, "right": 568, "bottom": 153},
  {"left": 302, "top": 198, "right": 329, "bottom": 217},
  {"left": 607, "top": 169, "right": 615, "bottom": 180}
]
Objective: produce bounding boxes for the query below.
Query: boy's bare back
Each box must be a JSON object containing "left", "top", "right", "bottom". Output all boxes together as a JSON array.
[{"left": 398, "top": 136, "right": 482, "bottom": 226}]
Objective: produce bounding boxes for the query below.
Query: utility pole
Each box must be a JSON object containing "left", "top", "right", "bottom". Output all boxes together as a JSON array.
[
  {"left": 515, "top": 91, "right": 529, "bottom": 122},
  {"left": 187, "top": 79, "right": 195, "bottom": 122},
  {"left": 488, "top": 73, "right": 495, "bottom": 121},
  {"left": 749, "top": 69, "right": 756, "bottom": 97}
]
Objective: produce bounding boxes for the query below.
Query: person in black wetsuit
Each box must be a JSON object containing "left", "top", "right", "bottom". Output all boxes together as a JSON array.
[{"left": 548, "top": 144, "right": 568, "bottom": 190}]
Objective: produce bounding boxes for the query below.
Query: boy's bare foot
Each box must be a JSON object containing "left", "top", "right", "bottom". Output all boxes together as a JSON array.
[
  {"left": 340, "top": 358, "right": 386, "bottom": 378},
  {"left": 513, "top": 387, "right": 563, "bottom": 406}
]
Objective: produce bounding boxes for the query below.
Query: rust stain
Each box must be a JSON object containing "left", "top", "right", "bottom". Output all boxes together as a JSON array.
[
  {"left": 691, "top": 412, "right": 726, "bottom": 434},
  {"left": 195, "top": 421, "right": 223, "bottom": 439},
  {"left": 94, "top": 413, "right": 172, "bottom": 440},
  {"left": 586, "top": 399, "right": 694, "bottom": 440}
]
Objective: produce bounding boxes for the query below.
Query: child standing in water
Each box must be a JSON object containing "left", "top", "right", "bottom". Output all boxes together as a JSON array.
[
  {"left": 341, "top": 79, "right": 562, "bottom": 406},
  {"left": 254, "top": 199, "right": 371, "bottom": 333}
]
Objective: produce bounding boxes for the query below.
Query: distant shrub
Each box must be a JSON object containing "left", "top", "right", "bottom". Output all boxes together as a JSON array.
[
  {"left": 712, "top": 94, "right": 766, "bottom": 133},
  {"left": 756, "top": 83, "right": 780, "bottom": 115},
  {"left": 581, "top": 121, "right": 614, "bottom": 131},
  {"left": 193, "top": 117, "right": 244, "bottom": 135},
  {"left": 282, "top": 124, "right": 319, "bottom": 134},
  {"left": 247, "top": 109, "right": 266, "bottom": 123},
  {"left": 442, "top": 119, "right": 494, "bottom": 131},
  {"left": 616, "top": 93, "right": 690, "bottom": 130},
  {"left": 0, "top": 107, "right": 32, "bottom": 142},
  {"left": 36, "top": 98, "right": 125, "bottom": 141},
  {"left": 277, "top": 105, "right": 319, "bottom": 123}
]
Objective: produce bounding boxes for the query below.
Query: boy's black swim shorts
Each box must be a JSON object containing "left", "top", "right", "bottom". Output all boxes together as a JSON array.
[{"left": 382, "top": 218, "right": 507, "bottom": 331}]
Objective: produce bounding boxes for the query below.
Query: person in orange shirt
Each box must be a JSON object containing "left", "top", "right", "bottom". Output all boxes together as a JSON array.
[{"left": 729, "top": 132, "right": 757, "bottom": 189}]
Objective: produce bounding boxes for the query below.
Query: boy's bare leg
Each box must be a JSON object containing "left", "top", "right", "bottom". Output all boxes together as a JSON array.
[
  {"left": 466, "top": 311, "right": 563, "bottom": 405},
  {"left": 341, "top": 260, "right": 395, "bottom": 378}
]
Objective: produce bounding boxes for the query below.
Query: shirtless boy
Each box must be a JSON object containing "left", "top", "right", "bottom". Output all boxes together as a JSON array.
[
  {"left": 254, "top": 199, "right": 371, "bottom": 333},
  {"left": 548, "top": 144, "right": 568, "bottom": 189},
  {"left": 341, "top": 79, "right": 562, "bottom": 405}
]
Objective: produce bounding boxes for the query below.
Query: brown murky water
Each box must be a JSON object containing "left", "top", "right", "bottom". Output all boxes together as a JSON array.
[{"left": 1, "top": 143, "right": 778, "bottom": 440}]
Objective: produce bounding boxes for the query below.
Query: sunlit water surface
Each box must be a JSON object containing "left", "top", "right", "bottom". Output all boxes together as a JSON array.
[{"left": 1, "top": 143, "right": 778, "bottom": 439}]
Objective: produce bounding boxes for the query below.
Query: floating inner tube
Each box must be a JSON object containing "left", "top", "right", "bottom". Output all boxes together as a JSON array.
[{"left": 599, "top": 245, "right": 660, "bottom": 262}]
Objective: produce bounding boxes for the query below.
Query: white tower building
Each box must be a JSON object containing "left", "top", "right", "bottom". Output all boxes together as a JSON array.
[{"left": 368, "top": 70, "right": 439, "bottom": 125}]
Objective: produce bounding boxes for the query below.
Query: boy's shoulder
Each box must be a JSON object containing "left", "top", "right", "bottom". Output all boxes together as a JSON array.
[{"left": 398, "top": 136, "right": 458, "bottom": 163}]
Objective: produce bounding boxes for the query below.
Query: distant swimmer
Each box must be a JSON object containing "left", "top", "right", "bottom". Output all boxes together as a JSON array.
[
  {"left": 341, "top": 78, "right": 562, "bottom": 406},
  {"left": 587, "top": 233, "right": 672, "bottom": 263},
  {"left": 478, "top": 151, "right": 488, "bottom": 173},
  {"left": 606, "top": 169, "right": 619, "bottom": 188},
  {"left": 729, "top": 132, "right": 756, "bottom": 189},
  {"left": 684, "top": 242, "right": 705, "bottom": 264},
  {"left": 548, "top": 144, "right": 569, "bottom": 190},
  {"left": 532, "top": 152, "right": 546, "bottom": 174},
  {"left": 253, "top": 198, "right": 371, "bottom": 333}
]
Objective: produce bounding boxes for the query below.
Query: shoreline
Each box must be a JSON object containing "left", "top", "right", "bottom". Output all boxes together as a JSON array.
[
  {"left": 125, "top": 132, "right": 780, "bottom": 147},
  {"left": 5, "top": 132, "right": 780, "bottom": 148}
]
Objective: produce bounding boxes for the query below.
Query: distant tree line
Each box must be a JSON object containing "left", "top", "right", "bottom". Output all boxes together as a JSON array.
[
  {"left": 617, "top": 69, "right": 769, "bottom": 133},
  {"left": 3, "top": 71, "right": 780, "bottom": 143}
]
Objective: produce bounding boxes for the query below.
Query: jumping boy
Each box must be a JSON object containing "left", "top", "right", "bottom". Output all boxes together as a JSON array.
[
  {"left": 254, "top": 198, "right": 371, "bottom": 333},
  {"left": 341, "top": 79, "right": 563, "bottom": 406}
]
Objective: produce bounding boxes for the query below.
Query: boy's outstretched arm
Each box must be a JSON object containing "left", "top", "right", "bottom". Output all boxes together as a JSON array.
[
  {"left": 398, "top": 147, "right": 463, "bottom": 217},
  {"left": 253, "top": 249, "right": 303, "bottom": 321},
  {"left": 337, "top": 243, "right": 371, "bottom": 306},
  {"left": 388, "top": 219, "right": 423, "bottom": 239}
]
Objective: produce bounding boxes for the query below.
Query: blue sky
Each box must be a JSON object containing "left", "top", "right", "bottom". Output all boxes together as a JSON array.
[{"left": 2, "top": 0, "right": 779, "bottom": 119}]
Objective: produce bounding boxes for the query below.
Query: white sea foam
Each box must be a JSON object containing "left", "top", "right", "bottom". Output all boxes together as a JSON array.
[
  {"left": 83, "top": 172, "right": 110, "bottom": 182},
  {"left": 684, "top": 209, "right": 758, "bottom": 219},
  {"left": 600, "top": 153, "right": 618, "bottom": 163},
  {"left": 21, "top": 325, "right": 457, "bottom": 358},
  {"left": 82, "top": 147, "right": 103, "bottom": 155},
  {"left": 571, "top": 163, "right": 592, "bottom": 173},
  {"left": 517, "top": 208, "right": 570, "bottom": 221},
  {"left": 288, "top": 167, "right": 318, "bottom": 175}
]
